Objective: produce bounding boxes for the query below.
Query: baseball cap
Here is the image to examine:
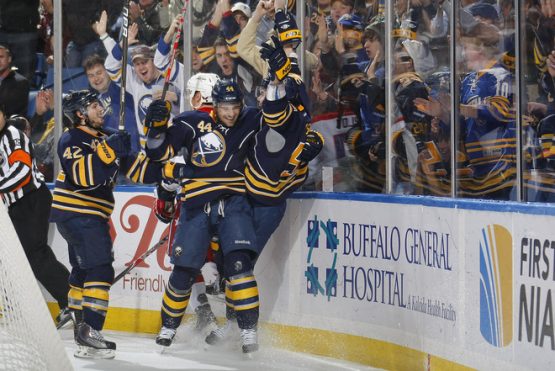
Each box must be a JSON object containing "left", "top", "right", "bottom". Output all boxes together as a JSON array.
[
  {"left": 131, "top": 45, "right": 155, "bottom": 62},
  {"left": 469, "top": 3, "right": 499, "bottom": 22},
  {"left": 231, "top": 2, "right": 252, "bottom": 18}
]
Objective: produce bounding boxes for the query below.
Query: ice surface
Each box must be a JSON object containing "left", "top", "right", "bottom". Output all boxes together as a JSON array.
[{"left": 61, "top": 320, "right": 381, "bottom": 371}]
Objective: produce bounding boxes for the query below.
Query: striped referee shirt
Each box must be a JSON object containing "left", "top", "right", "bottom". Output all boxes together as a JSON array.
[{"left": 0, "top": 125, "right": 44, "bottom": 206}]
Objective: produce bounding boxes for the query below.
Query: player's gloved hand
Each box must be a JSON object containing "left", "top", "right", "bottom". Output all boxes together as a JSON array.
[
  {"left": 154, "top": 183, "right": 178, "bottom": 224},
  {"left": 260, "top": 35, "right": 291, "bottom": 81},
  {"left": 274, "top": 9, "right": 302, "bottom": 50},
  {"left": 144, "top": 100, "right": 171, "bottom": 129},
  {"left": 162, "top": 160, "right": 194, "bottom": 180},
  {"left": 299, "top": 130, "right": 324, "bottom": 162},
  {"left": 96, "top": 131, "right": 131, "bottom": 164}
]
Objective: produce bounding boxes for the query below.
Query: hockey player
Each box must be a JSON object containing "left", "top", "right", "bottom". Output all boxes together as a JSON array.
[
  {"left": 153, "top": 72, "right": 222, "bottom": 337},
  {"left": 205, "top": 33, "right": 324, "bottom": 351},
  {"left": 144, "top": 78, "right": 263, "bottom": 354},
  {"left": 50, "top": 90, "right": 163, "bottom": 359},
  {"left": 0, "top": 107, "right": 71, "bottom": 325}
]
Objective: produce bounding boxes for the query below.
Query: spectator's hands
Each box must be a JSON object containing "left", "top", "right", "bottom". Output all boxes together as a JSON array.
[
  {"left": 540, "top": 0, "right": 555, "bottom": 18},
  {"left": 414, "top": 96, "right": 442, "bottom": 117},
  {"left": 219, "top": 0, "right": 231, "bottom": 13},
  {"left": 274, "top": 0, "right": 286, "bottom": 10},
  {"left": 314, "top": 13, "right": 329, "bottom": 51},
  {"left": 129, "top": 1, "right": 142, "bottom": 22},
  {"left": 548, "top": 50, "right": 555, "bottom": 77},
  {"left": 92, "top": 10, "right": 108, "bottom": 37},
  {"left": 253, "top": 0, "right": 273, "bottom": 21},
  {"left": 164, "top": 14, "right": 183, "bottom": 44},
  {"left": 128, "top": 22, "right": 139, "bottom": 45},
  {"left": 527, "top": 101, "right": 548, "bottom": 117},
  {"left": 152, "top": 90, "right": 178, "bottom": 103},
  {"left": 334, "top": 24, "right": 345, "bottom": 54},
  {"left": 367, "top": 49, "right": 382, "bottom": 79},
  {"left": 36, "top": 89, "right": 54, "bottom": 115}
]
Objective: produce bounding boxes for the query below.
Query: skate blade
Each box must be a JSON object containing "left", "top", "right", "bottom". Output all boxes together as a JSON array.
[
  {"left": 56, "top": 315, "right": 74, "bottom": 330},
  {"left": 74, "top": 346, "right": 115, "bottom": 359}
]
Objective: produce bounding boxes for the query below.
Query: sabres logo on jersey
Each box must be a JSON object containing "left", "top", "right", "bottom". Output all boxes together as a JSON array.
[{"left": 191, "top": 131, "right": 226, "bottom": 167}]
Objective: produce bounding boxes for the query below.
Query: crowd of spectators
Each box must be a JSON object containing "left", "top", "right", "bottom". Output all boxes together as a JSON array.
[{"left": 0, "top": 0, "right": 553, "bottom": 202}]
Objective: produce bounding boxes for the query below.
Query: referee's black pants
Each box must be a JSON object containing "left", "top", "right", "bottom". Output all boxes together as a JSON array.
[{"left": 8, "top": 184, "right": 70, "bottom": 309}]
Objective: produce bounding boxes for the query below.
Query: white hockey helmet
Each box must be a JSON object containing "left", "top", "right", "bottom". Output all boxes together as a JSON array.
[{"left": 186, "top": 72, "right": 221, "bottom": 108}]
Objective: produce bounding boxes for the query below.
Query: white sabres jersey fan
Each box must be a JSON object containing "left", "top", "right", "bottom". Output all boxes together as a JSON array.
[{"left": 0, "top": 125, "right": 44, "bottom": 206}]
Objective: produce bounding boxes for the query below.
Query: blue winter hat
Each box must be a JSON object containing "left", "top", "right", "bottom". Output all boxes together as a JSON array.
[{"left": 469, "top": 3, "right": 499, "bottom": 22}]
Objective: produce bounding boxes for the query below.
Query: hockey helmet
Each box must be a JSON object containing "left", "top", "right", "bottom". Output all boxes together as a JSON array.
[
  {"left": 62, "top": 90, "right": 100, "bottom": 127},
  {"left": 274, "top": 10, "right": 302, "bottom": 49},
  {"left": 211, "top": 79, "right": 244, "bottom": 106},
  {"left": 186, "top": 72, "right": 221, "bottom": 108}
]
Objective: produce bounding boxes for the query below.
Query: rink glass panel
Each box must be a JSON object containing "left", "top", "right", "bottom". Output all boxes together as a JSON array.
[{"left": 45, "top": 1, "right": 553, "bottom": 204}]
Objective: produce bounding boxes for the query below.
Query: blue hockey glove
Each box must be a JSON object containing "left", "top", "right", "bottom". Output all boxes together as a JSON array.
[
  {"left": 145, "top": 100, "right": 171, "bottom": 129},
  {"left": 260, "top": 35, "right": 291, "bottom": 81},
  {"left": 162, "top": 160, "right": 194, "bottom": 180},
  {"left": 299, "top": 130, "right": 324, "bottom": 162},
  {"left": 96, "top": 131, "right": 130, "bottom": 164}
]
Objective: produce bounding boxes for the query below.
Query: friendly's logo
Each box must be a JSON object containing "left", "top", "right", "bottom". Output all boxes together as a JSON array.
[
  {"left": 305, "top": 215, "right": 338, "bottom": 301},
  {"left": 479, "top": 224, "right": 513, "bottom": 347}
]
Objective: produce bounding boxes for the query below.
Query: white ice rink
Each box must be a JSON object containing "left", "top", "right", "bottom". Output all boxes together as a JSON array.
[{"left": 61, "top": 322, "right": 381, "bottom": 371}]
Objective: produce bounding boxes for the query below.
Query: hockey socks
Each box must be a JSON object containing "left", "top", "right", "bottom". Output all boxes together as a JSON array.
[{"left": 160, "top": 266, "right": 197, "bottom": 329}]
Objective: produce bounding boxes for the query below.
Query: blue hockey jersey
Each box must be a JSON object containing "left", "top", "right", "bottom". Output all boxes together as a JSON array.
[
  {"left": 245, "top": 97, "right": 310, "bottom": 205},
  {"left": 50, "top": 126, "right": 161, "bottom": 221},
  {"left": 459, "top": 61, "right": 517, "bottom": 196},
  {"left": 145, "top": 108, "right": 260, "bottom": 208}
]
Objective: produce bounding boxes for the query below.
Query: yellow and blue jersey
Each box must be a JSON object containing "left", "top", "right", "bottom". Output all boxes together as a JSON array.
[
  {"left": 459, "top": 61, "right": 516, "bottom": 196},
  {"left": 50, "top": 126, "right": 162, "bottom": 221},
  {"left": 245, "top": 97, "right": 309, "bottom": 205},
  {"left": 146, "top": 108, "right": 261, "bottom": 209}
]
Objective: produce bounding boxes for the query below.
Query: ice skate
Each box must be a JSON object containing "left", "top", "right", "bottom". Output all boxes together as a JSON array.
[
  {"left": 74, "top": 323, "right": 116, "bottom": 359},
  {"left": 155, "top": 326, "right": 177, "bottom": 347},
  {"left": 194, "top": 302, "right": 217, "bottom": 333},
  {"left": 240, "top": 328, "right": 258, "bottom": 355},
  {"left": 55, "top": 307, "right": 73, "bottom": 329},
  {"left": 205, "top": 319, "right": 234, "bottom": 346}
]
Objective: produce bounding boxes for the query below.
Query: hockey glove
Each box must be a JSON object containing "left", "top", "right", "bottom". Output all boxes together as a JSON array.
[
  {"left": 145, "top": 100, "right": 171, "bottom": 129},
  {"left": 154, "top": 183, "right": 178, "bottom": 224},
  {"left": 96, "top": 131, "right": 131, "bottom": 164},
  {"left": 274, "top": 9, "right": 302, "bottom": 50},
  {"left": 260, "top": 35, "right": 292, "bottom": 81},
  {"left": 162, "top": 160, "right": 195, "bottom": 180},
  {"left": 299, "top": 130, "right": 324, "bottom": 163}
]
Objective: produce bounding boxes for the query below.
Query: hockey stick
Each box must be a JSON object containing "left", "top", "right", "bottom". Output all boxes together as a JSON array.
[
  {"left": 160, "top": 0, "right": 190, "bottom": 101},
  {"left": 56, "top": 232, "right": 170, "bottom": 330},
  {"left": 113, "top": 233, "right": 170, "bottom": 284},
  {"left": 118, "top": 0, "right": 131, "bottom": 131}
]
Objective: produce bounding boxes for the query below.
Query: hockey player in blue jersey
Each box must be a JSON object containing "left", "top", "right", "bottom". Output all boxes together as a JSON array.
[
  {"left": 204, "top": 26, "right": 324, "bottom": 350},
  {"left": 50, "top": 90, "right": 163, "bottom": 359},
  {"left": 144, "top": 78, "right": 263, "bottom": 354},
  {"left": 458, "top": 23, "right": 516, "bottom": 200}
]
